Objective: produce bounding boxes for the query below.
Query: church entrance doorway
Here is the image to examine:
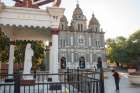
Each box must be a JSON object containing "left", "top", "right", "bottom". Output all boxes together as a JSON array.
[{"left": 79, "top": 56, "right": 85, "bottom": 69}]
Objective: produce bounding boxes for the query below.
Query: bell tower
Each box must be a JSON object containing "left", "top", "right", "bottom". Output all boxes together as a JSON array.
[
  {"left": 88, "top": 13, "right": 100, "bottom": 32},
  {"left": 71, "top": 3, "right": 87, "bottom": 32},
  {"left": 59, "top": 15, "right": 68, "bottom": 31}
]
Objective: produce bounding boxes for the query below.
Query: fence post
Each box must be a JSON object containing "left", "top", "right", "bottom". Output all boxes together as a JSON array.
[
  {"left": 67, "top": 67, "right": 70, "bottom": 82},
  {"left": 14, "top": 72, "right": 20, "bottom": 93},
  {"left": 100, "top": 68, "right": 105, "bottom": 93},
  {"left": 77, "top": 67, "right": 80, "bottom": 92}
]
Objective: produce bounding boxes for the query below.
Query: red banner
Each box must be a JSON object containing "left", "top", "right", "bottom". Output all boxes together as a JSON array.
[{"left": 32, "top": 0, "right": 54, "bottom": 5}]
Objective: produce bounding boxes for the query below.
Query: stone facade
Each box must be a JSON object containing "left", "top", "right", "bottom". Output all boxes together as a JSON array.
[{"left": 58, "top": 4, "right": 106, "bottom": 69}]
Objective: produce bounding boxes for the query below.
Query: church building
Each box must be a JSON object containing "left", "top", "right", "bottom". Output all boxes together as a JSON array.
[{"left": 58, "top": 4, "right": 106, "bottom": 69}]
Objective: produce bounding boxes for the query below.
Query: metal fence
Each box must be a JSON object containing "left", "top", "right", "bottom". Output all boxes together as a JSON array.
[{"left": 0, "top": 69, "right": 102, "bottom": 93}]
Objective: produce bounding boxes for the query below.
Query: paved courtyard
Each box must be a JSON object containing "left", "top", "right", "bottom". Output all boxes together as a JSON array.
[{"left": 105, "top": 71, "right": 140, "bottom": 93}]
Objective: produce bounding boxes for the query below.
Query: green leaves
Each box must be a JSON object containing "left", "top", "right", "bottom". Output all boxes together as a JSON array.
[
  {"left": 0, "top": 31, "right": 9, "bottom": 63},
  {"left": 0, "top": 31, "right": 45, "bottom": 70},
  {"left": 106, "top": 29, "right": 140, "bottom": 66},
  {"left": 106, "top": 36, "right": 128, "bottom": 64}
]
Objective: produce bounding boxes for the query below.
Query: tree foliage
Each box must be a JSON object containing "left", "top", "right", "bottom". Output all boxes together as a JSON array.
[
  {"left": 0, "top": 31, "right": 9, "bottom": 63},
  {"left": 0, "top": 31, "right": 45, "bottom": 70},
  {"left": 126, "top": 30, "right": 140, "bottom": 64},
  {"left": 106, "top": 29, "right": 140, "bottom": 66},
  {"left": 106, "top": 36, "right": 128, "bottom": 65}
]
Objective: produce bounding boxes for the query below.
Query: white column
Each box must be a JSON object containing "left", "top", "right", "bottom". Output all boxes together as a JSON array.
[
  {"left": 71, "top": 52, "right": 73, "bottom": 62},
  {"left": 49, "top": 43, "right": 53, "bottom": 74},
  {"left": 8, "top": 43, "right": 15, "bottom": 79},
  {"left": 72, "top": 52, "right": 75, "bottom": 69},
  {"left": 51, "top": 28, "right": 59, "bottom": 82},
  {"left": 89, "top": 37, "right": 91, "bottom": 46},
  {"left": 71, "top": 36, "right": 73, "bottom": 46},
  {"left": 90, "top": 53, "right": 92, "bottom": 67}
]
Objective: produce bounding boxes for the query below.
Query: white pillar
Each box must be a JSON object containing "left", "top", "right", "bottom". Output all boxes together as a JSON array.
[
  {"left": 90, "top": 53, "right": 92, "bottom": 64},
  {"left": 8, "top": 43, "right": 15, "bottom": 79},
  {"left": 50, "top": 28, "right": 59, "bottom": 82},
  {"left": 71, "top": 52, "right": 74, "bottom": 68},
  {"left": 89, "top": 53, "right": 93, "bottom": 69},
  {"left": 49, "top": 43, "right": 53, "bottom": 74}
]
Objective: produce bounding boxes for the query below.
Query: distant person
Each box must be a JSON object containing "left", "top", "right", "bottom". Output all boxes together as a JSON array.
[{"left": 112, "top": 69, "right": 120, "bottom": 92}]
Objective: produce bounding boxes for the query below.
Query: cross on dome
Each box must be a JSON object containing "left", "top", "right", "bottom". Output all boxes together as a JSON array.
[{"left": 77, "top": 0, "right": 79, "bottom": 4}]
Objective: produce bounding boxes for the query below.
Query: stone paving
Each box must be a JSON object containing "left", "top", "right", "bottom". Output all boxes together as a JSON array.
[{"left": 104, "top": 72, "right": 140, "bottom": 93}]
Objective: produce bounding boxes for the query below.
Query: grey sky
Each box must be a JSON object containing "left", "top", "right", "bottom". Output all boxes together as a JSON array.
[{"left": 1, "top": 0, "right": 140, "bottom": 39}]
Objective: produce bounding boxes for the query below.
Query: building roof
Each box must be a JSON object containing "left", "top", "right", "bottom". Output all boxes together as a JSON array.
[
  {"left": 60, "top": 15, "right": 68, "bottom": 23},
  {"left": 89, "top": 14, "right": 100, "bottom": 26},
  {"left": 72, "top": 4, "right": 83, "bottom": 18}
]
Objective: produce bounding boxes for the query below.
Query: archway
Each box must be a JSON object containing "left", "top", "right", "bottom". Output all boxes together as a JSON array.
[
  {"left": 79, "top": 56, "right": 85, "bottom": 69},
  {"left": 60, "top": 57, "right": 66, "bottom": 69},
  {"left": 97, "top": 57, "right": 102, "bottom": 69}
]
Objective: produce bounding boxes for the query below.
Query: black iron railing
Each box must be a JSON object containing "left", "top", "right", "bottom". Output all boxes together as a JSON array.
[{"left": 0, "top": 69, "right": 102, "bottom": 93}]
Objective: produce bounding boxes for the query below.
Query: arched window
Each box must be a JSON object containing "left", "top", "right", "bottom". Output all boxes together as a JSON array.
[
  {"left": 96, "top": 40, "right": 100, "bottom": 48},
  {"left": 97, "top": 57, "right": 102, "bottom": 69}
]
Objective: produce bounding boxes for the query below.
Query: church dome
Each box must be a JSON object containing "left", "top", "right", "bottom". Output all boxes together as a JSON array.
[
  {"left": 89, "top": 14, "right": 99, "bottom": 26},
  {"left": 72, "top": 4, "right": 83, "bottom": 18},
  {"left": 60, "top": 15, "right": 68, "bottom": 23}
]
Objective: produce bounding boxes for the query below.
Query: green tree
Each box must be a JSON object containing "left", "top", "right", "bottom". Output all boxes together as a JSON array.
[
  {"left": 0, "top": 31, "right": 9, "bottom": 63},
  {"left": 14, "top": 40, "right": 45, "bottom": 70},
  {"left": 106, "top": 36, "right": 128, "bottom": 66},
  {"left": 0, "top": 30, "right": 45, "bottom": 70},
  {"left": 126, "top": 29, "right": 140, "bottom": 66},
  {"left": 106, "top": 38, "right": 115, "bottom": 63},
  {"left": 106, "top": 30, "right": 140, "bottom": 68},
  {"left": 32, "top": 41, "right": 45, "bottom": 70}
]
